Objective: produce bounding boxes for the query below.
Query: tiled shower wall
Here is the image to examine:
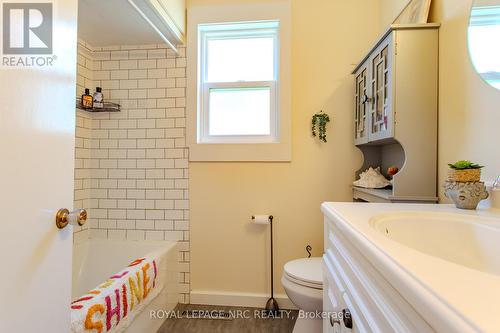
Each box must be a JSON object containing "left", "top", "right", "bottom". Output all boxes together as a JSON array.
[{"left": 73, "top": 40, "right": 190, "bottom": 303}]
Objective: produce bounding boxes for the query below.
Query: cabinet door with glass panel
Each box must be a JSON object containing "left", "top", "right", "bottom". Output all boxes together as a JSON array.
[
  {"left": 368, "top": 34, "right": 394, "bottom": 142},
  {"left": 354, "top": 60, "right": 370, "bottom": 145}
]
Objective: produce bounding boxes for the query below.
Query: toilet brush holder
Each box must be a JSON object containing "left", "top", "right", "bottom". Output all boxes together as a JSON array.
[{"left": 252, "top": 215, "right": 279, "bottom": 314}]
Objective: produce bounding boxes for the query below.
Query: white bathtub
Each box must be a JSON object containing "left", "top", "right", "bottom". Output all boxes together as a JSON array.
[{"left": 72, "top": 239, "right": 179, "bottom": 333}]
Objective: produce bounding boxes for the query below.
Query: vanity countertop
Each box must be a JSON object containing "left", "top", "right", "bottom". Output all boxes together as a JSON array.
[{"left": 321, "top": 202, "right": 500, "bottom": 333}]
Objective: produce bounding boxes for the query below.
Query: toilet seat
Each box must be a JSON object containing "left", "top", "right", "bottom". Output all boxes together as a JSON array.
[{"left": 283, "top": 257, "right": 323, "bottom": 290}]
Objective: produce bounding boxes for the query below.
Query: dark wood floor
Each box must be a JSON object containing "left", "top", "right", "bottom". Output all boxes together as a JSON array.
[{"left": 157, "top": 304, "right": 298, "bottom": 333}]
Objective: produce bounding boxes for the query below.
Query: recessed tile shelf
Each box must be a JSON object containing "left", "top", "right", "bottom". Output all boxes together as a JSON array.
[{"left": 75, "top": 99, "right": 121, "bottom": 112}]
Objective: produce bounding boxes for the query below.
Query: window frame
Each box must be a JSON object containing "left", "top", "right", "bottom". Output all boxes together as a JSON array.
[
  {"left": 198, "top": 24, "right": 280, "bottom": 144},
  {"left": 186, "top": 1, "right": 292, "bottom": 162}
]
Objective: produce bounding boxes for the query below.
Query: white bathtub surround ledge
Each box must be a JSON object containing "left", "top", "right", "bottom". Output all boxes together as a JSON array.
[{"left": 321, "top": 202, "right": 500, "bottom": 332}]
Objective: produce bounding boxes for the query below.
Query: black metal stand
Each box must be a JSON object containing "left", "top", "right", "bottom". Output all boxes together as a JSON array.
[{"left": 265, "top": 215, "right": 279, "bottom": 314}]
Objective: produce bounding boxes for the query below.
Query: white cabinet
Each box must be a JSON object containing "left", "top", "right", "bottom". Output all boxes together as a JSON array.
[
  {"left": 353, "top": 24, "right": 438, "bottom": 146},
  {"left": 352, "top": 24, "right": 440, "bottom": 203},
  {"left": 323, "top": 214, "right": 436, "bottom": 333}
]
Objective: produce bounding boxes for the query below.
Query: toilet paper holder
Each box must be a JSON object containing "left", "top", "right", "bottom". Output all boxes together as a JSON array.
[{"left": 251, "top": 215, "right": 279, "bottom": 314}]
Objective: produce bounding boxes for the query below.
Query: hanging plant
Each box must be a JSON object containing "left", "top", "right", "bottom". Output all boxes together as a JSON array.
[{"left": 311, "top": 111, "right": 330, "bottom": 143}]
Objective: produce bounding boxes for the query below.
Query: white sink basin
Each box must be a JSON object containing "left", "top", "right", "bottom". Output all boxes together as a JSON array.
[{"left": 370, "top": 211, "right": 500, "bottom": 276}]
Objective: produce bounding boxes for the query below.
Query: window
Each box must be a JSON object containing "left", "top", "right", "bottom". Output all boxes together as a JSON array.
[
  {"left": 198, "top": 21, "right": 279, "bottom": 144},
  {"left": 187, "top": 2, "right": 291, "bottom": 161}
]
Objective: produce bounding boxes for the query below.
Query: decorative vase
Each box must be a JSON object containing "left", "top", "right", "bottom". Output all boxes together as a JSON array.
[
  {"left": 443, "top": 181, "right": 489, "bottom": 210},
  {"left": 447, "top": 168, "right": 481, "bottom": 182}
]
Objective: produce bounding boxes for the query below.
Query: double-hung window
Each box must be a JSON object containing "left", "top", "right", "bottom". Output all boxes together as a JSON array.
[{"left": 198, "top": 21, "right": 279, "bottom": 144}]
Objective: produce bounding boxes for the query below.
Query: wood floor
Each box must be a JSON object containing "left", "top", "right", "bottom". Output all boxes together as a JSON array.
[{"left": 157, "top": 304, "right": 298, "bottom": 333}]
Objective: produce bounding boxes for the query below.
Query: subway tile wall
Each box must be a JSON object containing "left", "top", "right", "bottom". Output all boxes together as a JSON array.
[{"left": 73, "top": 40, "right": 190, "bottom": 303}]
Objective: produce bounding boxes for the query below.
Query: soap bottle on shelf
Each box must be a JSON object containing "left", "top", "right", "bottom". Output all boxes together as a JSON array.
[
  {"left": 492, "top": 175, "right": 500, "bottom": 209},
  {"left": 93, "top": 87, "right": 104, "bottom": 109},
  {"left": 81, "top": 88, "right": 93, "bottom": 109}
]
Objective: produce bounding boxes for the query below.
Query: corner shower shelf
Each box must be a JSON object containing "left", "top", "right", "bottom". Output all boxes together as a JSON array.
[{"left": 76, "top": 99, "right": 121, "bottom": 113}]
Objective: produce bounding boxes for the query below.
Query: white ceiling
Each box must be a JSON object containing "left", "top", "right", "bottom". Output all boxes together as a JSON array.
[{"left": 78, "top": 0, "right": 164, "bottom": 47}]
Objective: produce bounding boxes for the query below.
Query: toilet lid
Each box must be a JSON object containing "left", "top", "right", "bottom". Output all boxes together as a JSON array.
[{"left": 284, "top": 257, "right": 323, "bottom": 287}]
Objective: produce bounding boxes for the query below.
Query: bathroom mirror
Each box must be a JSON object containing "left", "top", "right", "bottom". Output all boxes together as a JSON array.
[{"left": 468, "top": 0, "right": 500, "bottom": 90}]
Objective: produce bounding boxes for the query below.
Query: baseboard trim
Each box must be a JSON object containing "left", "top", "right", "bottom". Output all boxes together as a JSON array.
[{"left": 190, "top": 290, "right": 297, "bottom": 310}]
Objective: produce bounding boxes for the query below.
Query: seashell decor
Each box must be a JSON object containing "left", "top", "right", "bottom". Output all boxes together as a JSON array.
[{"left": 353, "top": 167, "right": 392, "bottom": 189}]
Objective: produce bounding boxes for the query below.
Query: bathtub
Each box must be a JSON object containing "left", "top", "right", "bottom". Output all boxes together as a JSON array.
[{"left": 72, "top": 239, "right": 179, "bottom": 333}]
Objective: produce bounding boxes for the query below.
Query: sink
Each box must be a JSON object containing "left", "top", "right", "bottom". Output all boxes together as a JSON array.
[{"left": 370, "top": 211, "right": 500, "bottom": 276}]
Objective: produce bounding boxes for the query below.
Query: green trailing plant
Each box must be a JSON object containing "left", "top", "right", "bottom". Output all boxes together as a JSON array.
[
  {"left": 448, "top": 160, "right": 484, "bottom": 170},
  {"left": 311, "top": 111, "right": 330, "bottom": 143}
]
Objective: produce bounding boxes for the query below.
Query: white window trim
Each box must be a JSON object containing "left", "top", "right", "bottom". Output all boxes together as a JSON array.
[{"left": 187, "top": 1, "right": 291, "bottom": 162}]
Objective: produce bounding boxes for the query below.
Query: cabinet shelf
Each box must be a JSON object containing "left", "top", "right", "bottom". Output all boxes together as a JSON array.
[
  {"left": 353, "top": 186, "right": 438, "bottom": 203},
  {"left": 76, "top": 99, "right": 120, "bottom": 113}
]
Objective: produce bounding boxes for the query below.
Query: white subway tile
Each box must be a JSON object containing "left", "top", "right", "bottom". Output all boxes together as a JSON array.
[
  {"left": 148, "top": 68, "right": 166, "bottom": 79},
  {"left": 128, "top": 129, "right": 146, "bottom": 139},
  {"left": 127, "top": 209, "right": 145, "bottom": 219},
  {"left": 129, "top": 50, "right": 148, "bottom": 59},
  {"left": 138, "top": 79, "right": 156, "bottom": 89},
  {"left": 120, "top": 79, "right": 138, "bottom": 90},
  {"left": 117, "top": 200, "right": 136, "bottom": 209},
  {"left": 136, "top": 200, "right": 155, "bottom": 209},
  {"left": 108, "top": 229, "right": 127, "bottom": 240},
  {"left": 164, "top": 230, "right": 183, "bottom": 241},
  {"left": 127, "top": 189, "right": 145, "bottom": 199},
  {"left": 155, "top": 220, "right": 174, "bottom": 230},
  {"left": 138, "top": 59, "right": 157, "bottom": 69},
  {"left": 117, "top": 219, "right": 136, "bottom": 229},
  {"left": 146, "top": 210, "right": 164, "bottom": 220},
  {"left": 137, "top": 159, "right": 155, "bottom": 169},
  {"left": 129, "top": 89, "right": 147, "bottom": 99},
  {"left": 137, "top": 139, "right": 156, "bottom": 149},
  {"left": 120, "top": 60, "right": 138, "bottom": 70},
  {"left": 136, "top": 220, "right": 155, "bottom": 230},
  {"left": 129, "top": 69, "right": 148, "bottom": 79},
  {"left": 102, "top": 60, "right": 119, "bottom": 70}
]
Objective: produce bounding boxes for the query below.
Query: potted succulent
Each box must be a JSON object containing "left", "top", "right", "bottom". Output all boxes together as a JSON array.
[
  {"left": 444, "top": 160, "right": 488, "bottom": 210},
  {"left": 447, "top": 160, "right": 484, "bottom": 183}
]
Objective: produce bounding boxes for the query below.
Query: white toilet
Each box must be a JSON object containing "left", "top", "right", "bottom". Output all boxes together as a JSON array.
[{"left": 282, "top": 257, "right": 323, "bottom": 333}]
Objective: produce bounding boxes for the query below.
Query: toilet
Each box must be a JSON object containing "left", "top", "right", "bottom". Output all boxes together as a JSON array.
[{"left": 282, "top": 257, "right": 323, "bottom": 333}]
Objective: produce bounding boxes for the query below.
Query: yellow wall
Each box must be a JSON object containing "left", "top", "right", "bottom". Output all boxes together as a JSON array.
[
  {"left": 381, "top": 0, "right": 500, "bottom": 197},
  {"left": 188, "top": 0, "right": 381, "bottom": 296}
]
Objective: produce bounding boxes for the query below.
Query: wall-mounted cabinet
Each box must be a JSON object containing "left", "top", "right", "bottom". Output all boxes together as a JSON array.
[
  {"left": 353, "top": 24, "right": 440, "bottom": 203},
  {"left": 354, "top": 33, "right": 394, "bottom": 145}
]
